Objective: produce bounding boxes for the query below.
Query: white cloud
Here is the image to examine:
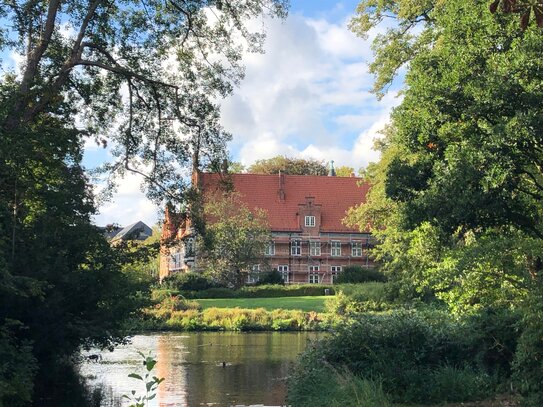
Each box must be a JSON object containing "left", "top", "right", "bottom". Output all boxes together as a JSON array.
[
  {"left": 88, "top": 3, "right": 404, "bottom": 225},
  {"left": 223, "top": 12, "right": 402, "bottom": 170},
  {"left": 92, "top": 171, "right": 160, "bottom": 227}
]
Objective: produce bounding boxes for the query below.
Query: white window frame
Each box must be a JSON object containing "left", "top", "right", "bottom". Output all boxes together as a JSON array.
[
  {"left": 265, "top": 241, "right": 275, "bottom": 256},
  {"left": 309, "top": 241, "right": 321, "bottom": 256},
  {"left": 331, "top": 241, "right": 341, "bottom": 256},
  {"left": 309, "top": 273, "right": 320, "bottom": 284},
  {"left": 291, "top": 240, "right": 302, "bottom": 256},
  {"left": 185, "top": 237, "right": 195, "bottom": 257},
  {"left": 169, "top": 251, "right": 183, "bottom": 271},
  {"left": 351, "top": 241, "right": 363, "bottom": 257},
  {"left": 252, "top": 264, "right": 260, "bottom": 273},
  {"left": 305, "top": 215, "right": 316, "bottom": 227},
  {"left": 331, "top": 266, "right": 342, "bottom": 273},
  {"left": 277, "top": 265, "right": 289, "bottom": 272},
  {"left": 309, "top": 265, "right": 320, "bottom": 272}
]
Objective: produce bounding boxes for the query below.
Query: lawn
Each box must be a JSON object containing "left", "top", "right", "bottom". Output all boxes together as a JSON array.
[{"left": 197, "top": 296, "right": 329, "bottom": 312}]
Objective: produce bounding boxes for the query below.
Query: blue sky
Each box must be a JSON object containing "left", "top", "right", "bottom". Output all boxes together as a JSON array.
[{"left": 82, "top": 0, "right": 403, "bottom": 227}]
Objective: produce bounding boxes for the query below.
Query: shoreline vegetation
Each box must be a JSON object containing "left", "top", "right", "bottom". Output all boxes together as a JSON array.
[{"left": 126, "top": 278, "right": 529, "bottom": 407}]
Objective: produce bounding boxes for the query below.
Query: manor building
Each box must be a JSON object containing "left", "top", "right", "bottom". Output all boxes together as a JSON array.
[{"left": 159, "top": 171, "right": 374, "bottom": 284}]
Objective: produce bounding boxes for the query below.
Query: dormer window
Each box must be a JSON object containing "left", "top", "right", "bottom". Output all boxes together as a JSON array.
[{"left": 305, "top": 215, "right": 316, "bottom": 227}]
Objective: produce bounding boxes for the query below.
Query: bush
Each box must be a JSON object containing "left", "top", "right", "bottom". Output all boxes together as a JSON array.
[
  {"left": 287, "top": 361, "right": 392, "bottom": 407},
  {"left": 161, "top": 272, "right": 215, "bottom": 291},
  {"left": 256, "top": 270, "right": 284, "bottom": 285},
  {"left": 289, "top": 309, "right": 518, "bottom": 404},
  {"left": 334, "top": 266, "right": 386, "bottom": 284},
  {"left": 513, "top": 287, "right": 543, "bottom": 406}
]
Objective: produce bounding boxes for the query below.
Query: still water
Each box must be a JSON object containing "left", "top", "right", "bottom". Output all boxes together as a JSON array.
[{"left": 79, "top": 332, "right": 320, "bottom": 407}]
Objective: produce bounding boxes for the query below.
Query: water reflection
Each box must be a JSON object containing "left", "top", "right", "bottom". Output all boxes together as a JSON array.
[{"left": 80, "top": 332, "right": 320, "bottom": 407}]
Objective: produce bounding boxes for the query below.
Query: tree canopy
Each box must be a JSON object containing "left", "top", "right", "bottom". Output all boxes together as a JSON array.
[
  {"left": 199, "top": 192, "right": 270, "bottom": 288},
  {"left": 347, "top": 3, "right": 543, "bottom": 399},
  {"left": 247, "top": 156, "right": 328, "bottom": 175},
  {"left": 1, "top": 0, "right": 288, "bottom": 202}
]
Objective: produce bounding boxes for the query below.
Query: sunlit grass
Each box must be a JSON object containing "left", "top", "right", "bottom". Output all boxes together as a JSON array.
[{"left": 197, "top": 296, "right": 329, "bottom": 312}]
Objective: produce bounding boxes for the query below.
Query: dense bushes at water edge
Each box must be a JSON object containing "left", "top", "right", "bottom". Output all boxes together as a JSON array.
[{"left": 287, "top": 308, "right": 521, "bottom": 406}]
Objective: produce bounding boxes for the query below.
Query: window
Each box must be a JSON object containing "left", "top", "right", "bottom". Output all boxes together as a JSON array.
[
  {"left": 309, "top": 274, "right": 320, "bottom": 284},
  {"left": 351, "top": 241, "right": 363, "bottom": 257},
  {"left": 305, "top": 215, "right": 316, "bottom": 227},
  {"left": 331, "top": 241, "right": 341, "bottom": 256},
  {"left": 169, "top": 251, "right": 183, "bottom": 271},
  {"left": 310, "top": 241, "right": 321, "bottom": 256},
  {"left": 252, "top": 264, "right": 260, "bottom": 272},
  {"left": 185, "top": 238, "right": 195, "bottom": 257},
  {"left": 291, "top": 240, "right": 301, "bottom": 256},
  {"left": 331, "top": 266, "right": 342, "bottom": 284},
  {"left": 309, "top": 265, "right": 320, "bottom": 272},
  {"left": 278, "top": 265, "right": 289, "bottom": 283},
  {"left": 265, "top": 241, "right": 275, "bottom": 256}
]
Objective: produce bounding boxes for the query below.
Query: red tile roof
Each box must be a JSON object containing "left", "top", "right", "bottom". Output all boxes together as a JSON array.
[{"left": 199, "top": 172, "right": 370, "bottom": 233}]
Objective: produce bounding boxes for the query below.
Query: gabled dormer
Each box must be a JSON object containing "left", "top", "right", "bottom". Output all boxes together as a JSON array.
[{"left": 298, "top": 196, "right": 322, "bottom": 237}]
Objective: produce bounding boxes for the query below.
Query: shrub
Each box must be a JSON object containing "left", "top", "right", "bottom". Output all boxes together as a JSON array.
[
  {"left": 334, "top": 266, "right": 386, "bottom": 284},
  {"left": 287, "top": 361, "right": 392, "bottom": 407},
  {"left": 513, "top": 287, "right": 543, "bottom": 406},
  {"left": 161, "top": 272, "right": 215, "bottom": 291},
  {"left": 256, "top": 270, "right": 284, "bottom": 285},
  {"left": 289, "top": 309, "right": 517, "bottom": 404}
]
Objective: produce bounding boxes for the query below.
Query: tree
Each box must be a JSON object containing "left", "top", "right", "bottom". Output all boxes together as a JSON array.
[
  {"left": 347, "top": 4, "right": 543, "bottom": 400},
  {"left": 347, "top": 0, "right": 543, "bottom": 298},
  {"left": 248, "top": 156, "right": 327, "bottom": 175},
  {"left": 335, "top": 166, "right": 355, "bottom": 177},
  {"left": 0, "top": 0, "right": 288, "bottom": 201},
  {"left": 199, "top": 192, "right": 270, "bottom": 288},
  {"left": 0, "top": 101, "right": 150, "bottom": 405}
]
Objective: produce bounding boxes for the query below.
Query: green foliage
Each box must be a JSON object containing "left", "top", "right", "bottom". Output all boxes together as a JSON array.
[
  {"left": 0, "top": 323, "right": 37, "bottom": 406},
  {"left": 123, "top": 352, "right": 164, "bottom": 407},
  {"left": 256, "top": 269, "right": 284, "bottom": 285},
  {"left": 199, "top": 192, "right": 271, "bottom": 289},
  {"left": 287, "top": 364, "right": 392, "bottom": 407},
  {"left": 290, "top": 309, "right": 518, "bottom": 404},
  {"left": 247, "top": 156, "right": 327, "bottom": 175},
  {"left": 142, "top": 306, "right": 335, "bottom": 332},
  {"left": 334, "top": 266, "right": 386, "bottom": 284},
  {"left": 326, "top": 283, "right": 391, "bottom": 314},
  {"left": 0, "top": 104, "right": 147, "bottom": 404},
  {"left": 513, "top": 278, "right": 543, "bottom": 406},
  {"left": 161, "top": 272, "right": 215, "bottom": 292},
  {"left": 0, "top": 0, "right": 288, "bottom": 201}
]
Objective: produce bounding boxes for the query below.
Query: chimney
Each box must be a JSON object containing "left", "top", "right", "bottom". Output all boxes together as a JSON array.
[
  {"left": 328, "top": 160, "right": 336, "bottom": 177},
  {"left": 278, "top": 171, "right": 286, "bottom": 202}
]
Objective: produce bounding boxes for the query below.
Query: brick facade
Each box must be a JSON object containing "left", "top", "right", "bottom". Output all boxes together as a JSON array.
[{"left": 160, "top": 172, "right": 373, "bottom": 284}]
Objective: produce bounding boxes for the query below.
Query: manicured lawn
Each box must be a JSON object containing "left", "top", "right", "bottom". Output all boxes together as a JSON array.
[{"left": 197, "top": 296, "right": 329, "bottom": 312}]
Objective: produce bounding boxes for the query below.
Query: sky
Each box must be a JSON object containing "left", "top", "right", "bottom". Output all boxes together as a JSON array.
[{"left": 83, "top": 0, "right": 403, "bottom": 227}]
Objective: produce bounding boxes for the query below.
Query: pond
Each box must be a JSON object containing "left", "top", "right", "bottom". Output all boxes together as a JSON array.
[{"left": 79, "top": 332, "right": 321, "bottom": 407}]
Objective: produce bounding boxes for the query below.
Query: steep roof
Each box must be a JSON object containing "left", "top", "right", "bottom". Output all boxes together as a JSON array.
[
  {"left": 199, "top": 173, "right": 369, "bottom": 233},
  {"left": 112, "top": 221, "right": 152, "bottom": 241}
]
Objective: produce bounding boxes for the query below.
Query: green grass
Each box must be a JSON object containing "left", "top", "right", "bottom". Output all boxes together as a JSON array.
[{"left": 197, "top": 296, "right": 329, "bottom": 312}]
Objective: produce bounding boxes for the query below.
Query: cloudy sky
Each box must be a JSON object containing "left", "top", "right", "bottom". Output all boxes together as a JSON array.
[{"left": 86, "top": 0, "right": 403, "bottom": 227}]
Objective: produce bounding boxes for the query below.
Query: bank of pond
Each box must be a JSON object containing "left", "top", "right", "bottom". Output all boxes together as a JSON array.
[{"left": 117, "top": 282, "right": 536, "bottom": 407}]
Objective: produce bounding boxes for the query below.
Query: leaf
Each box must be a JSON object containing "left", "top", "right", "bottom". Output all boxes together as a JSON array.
[
  {"left": 147, "top": 394, "right": 157, "bottom": 400},
  {"left": 128, "top": 373, "right": 143, "bottom": 381}
]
